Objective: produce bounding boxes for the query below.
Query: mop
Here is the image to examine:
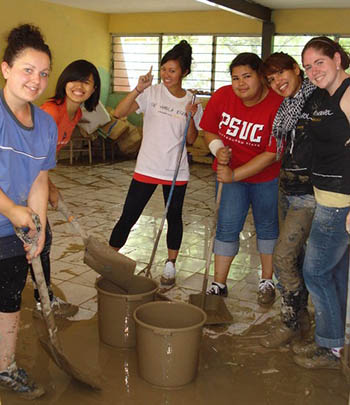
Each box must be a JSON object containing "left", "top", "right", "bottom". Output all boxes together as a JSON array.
[
  {"left": 14, "top": 215, "right": 101, "bottom": 389},
  {"left": 57, "top": 196, "right": 135, "bottom": 291},
  {"left": 189, "top": 181, "right": 233, "bottom": 325}
]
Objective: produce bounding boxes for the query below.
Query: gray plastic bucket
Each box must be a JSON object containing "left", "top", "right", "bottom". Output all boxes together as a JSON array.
[
  {"left": 96, "top": 275, "right": 158, "bottom": 348},
  {"left": 133, "top": 301, "right": 207, "bottom": 388}
]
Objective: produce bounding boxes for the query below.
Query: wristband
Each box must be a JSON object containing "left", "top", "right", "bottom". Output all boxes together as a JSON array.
[
  {"left": 208, "top": 139, "right": 225, "bottom": 157},
  {"left": 134, "top": 87, "right": 143, "bottom": 94}
]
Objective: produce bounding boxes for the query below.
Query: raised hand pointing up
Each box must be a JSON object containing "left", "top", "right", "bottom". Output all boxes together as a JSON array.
[{"left": 136, "top": 66, "right": 153, "bottom": 93}]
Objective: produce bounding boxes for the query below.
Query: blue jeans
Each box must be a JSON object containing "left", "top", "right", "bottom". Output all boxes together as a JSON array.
[
  {"left": 214, "top": 178, "right": 279, "bottom": 257},
  {"left": 303, "top": 203, "right": 350, "bottom": 348}
]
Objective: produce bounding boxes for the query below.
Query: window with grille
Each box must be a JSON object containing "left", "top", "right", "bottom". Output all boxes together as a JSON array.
[
  {"left": 112, "top": 34, "right": 261, "bottom": 94},
  {"left": 112, "top": 34, "right": 350, "bottom": 94},
  {"left": 339, "top": 37, "right": 350, "bottom": 56},
  {"left": 112, "top": 36, "right": 160, "bottom": 92},
  {"left": 273, "top": 35, "right": 350, "bottom": 67},
  {"left": 273, "top": 35, "right": 315, "bottom": 66}
]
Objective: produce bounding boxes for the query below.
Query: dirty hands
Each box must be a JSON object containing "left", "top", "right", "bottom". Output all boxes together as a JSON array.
[
  {"left": 217, "top": 164, "right": 234, "bottom": 183},
  {"left": 7, "top": 204, "right": 36, "bottom": 231},
  {"left": 216, "top": 146, "right": 233, "bottom": 183},
  {"left": 24, "top": 227, "right": 45, "bottom": 262},
  {"left": 8, "top": 205, "right": 43, "bottom": 261},
  {"left": 136, "top": 66, "right": 153, "bottom": 93},
  {"left": 216, "top": 146, "right": 231, "bottom": 166}
]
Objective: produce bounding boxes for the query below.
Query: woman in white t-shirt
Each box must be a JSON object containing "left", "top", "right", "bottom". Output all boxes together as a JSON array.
[{"left": 109, "top": 40, "right": 201, "bottom": 286}]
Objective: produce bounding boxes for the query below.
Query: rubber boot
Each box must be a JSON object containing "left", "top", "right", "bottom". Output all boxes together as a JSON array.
[
  {"left": 298, "top": 308, "right": 311, "bottom": 338},
  {"left": 292, "top": 341, "right": 318, "bottom": 355},
  {"left": 260, "top": 322, "right": 300, "bottom": 348}
]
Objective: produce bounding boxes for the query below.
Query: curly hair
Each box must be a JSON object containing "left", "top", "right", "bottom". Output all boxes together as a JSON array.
[{"left": 3, "top": 24, "right": 51, "bottom": 66}]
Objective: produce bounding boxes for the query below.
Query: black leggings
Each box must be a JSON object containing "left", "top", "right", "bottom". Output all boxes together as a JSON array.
[
  {"left": 109, "top": 179, "right": 187, "bottom": 251},
  {"left": 0, "top": 255, "right": 28, "bottom": 312}
]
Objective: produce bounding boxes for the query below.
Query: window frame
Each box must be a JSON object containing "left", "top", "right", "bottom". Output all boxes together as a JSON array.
[
  {"left": 111, "top": 33, "right": 350, "bottom": 94},
  {"left": 111, "top": 33, "right": 262, "bottom": 94}
]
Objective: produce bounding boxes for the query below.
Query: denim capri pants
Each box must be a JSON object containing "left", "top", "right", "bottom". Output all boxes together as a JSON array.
[{"left": 213, "top": 177, "right": 279, "bottom": 257}]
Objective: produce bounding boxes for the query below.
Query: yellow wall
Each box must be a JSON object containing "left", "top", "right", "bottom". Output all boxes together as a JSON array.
[
  {"left": 108, "top": 8, "right": 350, "bottom": 36},
  {"left": 0, "top": 2, "right": 349, "bottom": 103},
  {"left": 108, "top": 11, "right": 261, "bottom": 34},
  {"left": 273, "top": 9, "right": 350, "bottom": 34},
  {"left": 0, "top": 0, "right": 110, "bottom": 104}
]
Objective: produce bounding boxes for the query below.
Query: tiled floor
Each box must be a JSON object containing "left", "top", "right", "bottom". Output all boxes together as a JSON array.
[
  {"left": 10, "top": 158, "right": 349, "bottom": 405},
  {"left": 46, "top": 159, "right": 279, "bottom": 333}
]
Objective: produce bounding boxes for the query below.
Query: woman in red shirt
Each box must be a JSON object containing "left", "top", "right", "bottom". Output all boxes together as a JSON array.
[{"left": 200, "top": 53, "right": 282, "bottom": 305}]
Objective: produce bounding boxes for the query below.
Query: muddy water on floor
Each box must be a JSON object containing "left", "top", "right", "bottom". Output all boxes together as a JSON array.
[{"left": 1, "top": 286, "right": 349, "bottom": 405}]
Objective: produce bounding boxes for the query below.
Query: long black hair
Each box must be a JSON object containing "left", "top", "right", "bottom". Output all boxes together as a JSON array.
[
  {"left": 51, "top": 59, "right": 100, "bottom": 111},
  {"left": 161, "top": 40, "right": 192, "bottom": 76}
]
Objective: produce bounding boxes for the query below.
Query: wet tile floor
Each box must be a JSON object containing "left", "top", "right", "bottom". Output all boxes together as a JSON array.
[
  {"left": 47, "top": 160, "right": 277, "bottom": 331},
  {"left": 5, "top": 159, "right": 350, "bottom": 405}
]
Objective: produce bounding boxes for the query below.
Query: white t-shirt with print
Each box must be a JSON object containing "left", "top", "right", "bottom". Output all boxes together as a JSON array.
[{"left": 135, "top": 83, "right": 202, "bottom": 182}]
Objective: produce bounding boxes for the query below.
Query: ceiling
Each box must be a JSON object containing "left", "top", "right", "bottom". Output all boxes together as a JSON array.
[{"left": 43, "top": 0, "right": 350, "bottom": 14}]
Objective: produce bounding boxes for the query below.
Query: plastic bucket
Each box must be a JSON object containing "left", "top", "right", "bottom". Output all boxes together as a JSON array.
[
  {"left": 133, "top": 301, "right": 207, "bottom": 388},
  {"left": 96, "top": 275, "right": 158, "bottom": 348}
]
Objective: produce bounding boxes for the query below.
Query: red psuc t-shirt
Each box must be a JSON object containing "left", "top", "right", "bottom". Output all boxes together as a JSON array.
[{"left": 200, "top": 85, "right": 283, "bottom": 183}]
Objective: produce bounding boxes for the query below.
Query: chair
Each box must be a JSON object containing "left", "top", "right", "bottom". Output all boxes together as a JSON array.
[{"left": 68, "top": 128, "right": 93, "bottom": 164}]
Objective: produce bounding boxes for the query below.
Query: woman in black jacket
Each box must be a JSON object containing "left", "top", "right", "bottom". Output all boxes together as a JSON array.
[{"left": 260, "top": 52, "right": 319, "bottom": 348}]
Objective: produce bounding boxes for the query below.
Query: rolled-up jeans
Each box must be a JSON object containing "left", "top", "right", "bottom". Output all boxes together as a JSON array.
[
  {"left": 213, "top": 178, "right": 279, "bottom": 257},
  {"left": 303, "top": 203, "right": 350, "bottom": 348}
]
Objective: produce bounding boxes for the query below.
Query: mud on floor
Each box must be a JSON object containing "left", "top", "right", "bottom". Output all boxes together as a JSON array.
[{"left": 1, "top": 285, "right": 349, "bottom": 405}]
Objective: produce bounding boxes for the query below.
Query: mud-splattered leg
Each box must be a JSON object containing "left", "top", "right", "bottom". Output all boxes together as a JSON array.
[
  {"left": 274, "top": 203, "right": 314, "bottom": 329},
  {"left": 0, "top": 311, "right": 19, "bottom": 370}
]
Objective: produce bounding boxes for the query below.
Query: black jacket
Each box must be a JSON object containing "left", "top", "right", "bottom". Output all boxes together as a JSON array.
[{"left": 279, "top": 91, "right": 321, "bottom": 196}]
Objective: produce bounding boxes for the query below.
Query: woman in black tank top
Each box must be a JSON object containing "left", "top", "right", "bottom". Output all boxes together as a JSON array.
[{"left": 293, "top": 37, "right": 350, "bottom": 370}]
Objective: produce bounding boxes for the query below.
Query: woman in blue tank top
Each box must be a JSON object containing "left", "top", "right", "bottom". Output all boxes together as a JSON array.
[{"left": 0, "top": 24, "right": 56, "bottom": 399}]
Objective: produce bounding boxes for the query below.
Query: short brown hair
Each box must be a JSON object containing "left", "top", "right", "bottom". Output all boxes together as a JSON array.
[{"left": 229, "top": 53, "right": 263, "bottom": 75}]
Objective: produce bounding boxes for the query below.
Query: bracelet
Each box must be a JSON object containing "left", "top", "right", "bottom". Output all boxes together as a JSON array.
[
  {"left": 208, "top": 139, "right": 225, "bottom": 157},
  {"left": 134, "top": 87, "right": 143, "bottom": 94}
]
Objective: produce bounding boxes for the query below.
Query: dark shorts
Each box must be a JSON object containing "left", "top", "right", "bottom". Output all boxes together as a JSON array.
[
  {"left": 0, "top": 255, "right": 28, "bottom": 312},
  {"left": 0, "top": 233, "right": 25, "bottom": 260}
]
